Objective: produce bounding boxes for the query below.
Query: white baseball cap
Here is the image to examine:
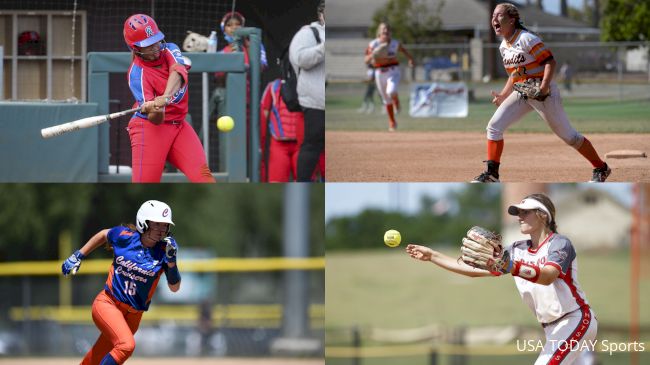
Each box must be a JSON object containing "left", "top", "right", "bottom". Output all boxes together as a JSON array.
[{"left": 507, "top": 198, "right": 552, "bottom": 223}]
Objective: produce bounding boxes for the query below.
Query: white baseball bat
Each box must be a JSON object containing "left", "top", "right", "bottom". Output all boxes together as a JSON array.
[{"left": 40, "top": 107, "right": 140, "bottom": 139}]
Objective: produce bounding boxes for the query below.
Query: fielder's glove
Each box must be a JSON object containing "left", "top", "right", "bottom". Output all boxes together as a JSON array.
[
  {"left": 372, "top": 42, "right": 389, "bottom": 62},
  {"left": 513, "top": 79, "right": 549, "bottom": 101},
  {"left": 460, "top": 226, "right": 511, "bottom": 276},
  {"left": 163, "top": 237, "right": 178, "bottom": 263},
  {"left": 62, "top": 250, "right": 85, "bottom": 276}
]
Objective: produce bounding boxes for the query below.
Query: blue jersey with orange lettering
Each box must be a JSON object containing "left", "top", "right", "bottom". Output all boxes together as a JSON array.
[{"left": 104, "top": 226, "right": 170, "bottom": 311}]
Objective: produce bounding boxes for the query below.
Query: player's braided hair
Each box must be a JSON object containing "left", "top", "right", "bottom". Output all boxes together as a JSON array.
[
  {"left": 524, "top": 193, "right": 557, "bottom": 233},
  {"left": 497, "top": 2, "right": 529, "bottom": 32}
]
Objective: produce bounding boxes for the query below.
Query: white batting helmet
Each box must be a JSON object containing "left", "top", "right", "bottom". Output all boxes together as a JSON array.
[{"left": 136, "top": 200, "right": 175, "bottom": 233}]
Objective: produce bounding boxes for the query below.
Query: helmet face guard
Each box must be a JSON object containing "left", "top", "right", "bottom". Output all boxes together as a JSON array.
[
  {"left": 124, "top": 14, "right": 165, "bottom": 50},
  {"left": 136, "top": 200, "right": 175, "bottom": 233}
]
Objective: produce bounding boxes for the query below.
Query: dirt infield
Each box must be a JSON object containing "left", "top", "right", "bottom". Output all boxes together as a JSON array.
[
  {"left": 0, "top": 358, "right": 324, "bottom": 365},
  {"left": 326, "top": 131, "right": 650, "bottom": 182}
]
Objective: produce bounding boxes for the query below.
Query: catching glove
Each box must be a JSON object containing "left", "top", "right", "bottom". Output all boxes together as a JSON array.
[
  {"left": 163, "top": 237, "right": 178, "bottom": 263},
  {"left": 513, "top": 79, "right": 549, "bottom": 101},
  {"left": 372, "top": 42, "right": 389, "bottom": 62},
  {"left": 62, "top": 250, "right": 85, "bottom": 276},
  {"left": 460, "top": 226, "right": 511, "bottom": 275}
]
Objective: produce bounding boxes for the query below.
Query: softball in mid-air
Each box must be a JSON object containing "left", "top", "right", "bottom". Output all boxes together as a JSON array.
[
  {"left": 217, "top": 116, "right": 234, "bottom": 132},
  {"left": 383, "top": 229, "right": 402, "bottom": 247}
]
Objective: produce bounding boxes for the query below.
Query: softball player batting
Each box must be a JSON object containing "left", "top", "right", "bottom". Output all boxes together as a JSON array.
[
  {"left": 473, "top": 3, "right": 610, "bottom": 183},
  {"left": 61, "top": 200, "right": 181, "bottom": 365},
  {"left": 124, "top": 14, "right": 215, "bottom": 183},
  {"left": 407, "top": 193, "right": 597, "bottom": 365},
  {"left": 364, "top": 22, "right": 414, "bottom": 132}
]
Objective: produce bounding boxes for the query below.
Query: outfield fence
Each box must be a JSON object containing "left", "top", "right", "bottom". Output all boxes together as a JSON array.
[
  {"left": 325, "top": 325, "right": 650, "bottom": 365},
  {"left": 0, "top": 257, "right": 325, "bottom": 358},
  {"left": 327, "top": 40, "right": 650, "bottom": 101}
]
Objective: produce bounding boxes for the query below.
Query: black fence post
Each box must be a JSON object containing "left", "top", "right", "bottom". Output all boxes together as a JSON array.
[{"left": 352, "top": 326, "right": 361, "bottom": 365}]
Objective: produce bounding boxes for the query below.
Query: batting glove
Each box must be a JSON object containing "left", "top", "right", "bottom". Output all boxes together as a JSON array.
[
  {"left": 62, "top": 250, "right": 85, "bottom": 277},
  {"left": 163, "top": 237, "right": 178, "bottom": 263}
]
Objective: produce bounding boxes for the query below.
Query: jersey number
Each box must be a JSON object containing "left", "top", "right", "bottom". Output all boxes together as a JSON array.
[{"left": 124, "top": 280, "right": 137, "bottom": 296}]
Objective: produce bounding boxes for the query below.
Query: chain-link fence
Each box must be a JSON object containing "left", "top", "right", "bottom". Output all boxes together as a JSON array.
[{"left": 327, "top": 40, "right": 650, "bottom": 101}]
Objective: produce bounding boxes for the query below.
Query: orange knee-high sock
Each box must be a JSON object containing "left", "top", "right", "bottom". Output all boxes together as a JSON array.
[
  {"left": 487, "top": 139, "right": 504, "bottom": 163},
  {"left": 386, "top": 104, "right": 396, "bottom": 128},
  {"left": 577, "top": 137, "right": 605, "bottom": 168},
  {"left": 392, "top": 95, "right": 400, "bottom": 111}
]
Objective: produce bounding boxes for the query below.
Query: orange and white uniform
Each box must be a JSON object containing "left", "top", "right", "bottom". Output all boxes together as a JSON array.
[
  {"left": 487, "top": 29, "right": 585, "bottom": 149},
  {"left": 366, "top": 39, "right": 401, "bottom": 105},
  {"left": 501, "top": 29, "right": 553, "bottom": 83}
]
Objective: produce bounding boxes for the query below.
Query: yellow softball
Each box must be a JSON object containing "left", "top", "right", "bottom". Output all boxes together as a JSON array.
[
  {"left": 217, "top": 116, "right": 234, "bottom": 132},
  {"left": 383, "top": 229, "right": 402, "bottom": 248}
]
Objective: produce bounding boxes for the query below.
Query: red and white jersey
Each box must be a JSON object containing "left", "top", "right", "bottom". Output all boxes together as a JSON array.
[
  {"left": 506, "top": 233, "right": 590, "bottom": 324},
  {"left": 499, "top": 29, "right": 553, "bottom": 83},
  {"left": 366, "top": 38, "right": 400, "bottom": 68}
]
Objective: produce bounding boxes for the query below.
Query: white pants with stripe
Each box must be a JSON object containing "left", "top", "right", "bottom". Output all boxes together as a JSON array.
[
  {"left": 535, "top": 307, "right": 597, "bottom": 365},
  {"left": 374, "top": 66, "right": 401, "bottom": 105},
  {"left": 487, "top": 82, "right": 585, "bottom": 149}
]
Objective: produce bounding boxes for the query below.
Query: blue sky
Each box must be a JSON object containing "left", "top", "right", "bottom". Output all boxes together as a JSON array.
[{"left": 325, "top": 183, "right": 634, "bottom": 222}]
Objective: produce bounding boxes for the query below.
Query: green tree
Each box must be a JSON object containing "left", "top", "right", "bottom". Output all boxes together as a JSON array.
[
  {"left": 601, "top": 0, "right": 650, "bottom": 41},
  {"left": 369, "top": 0, "right": 445, "bottom": 44},
  {"left": 0, "top": 185, "right": 324, "bottom": 261},
  {"left": 326, "top": 185, "right": 501, "bottom": 251}
]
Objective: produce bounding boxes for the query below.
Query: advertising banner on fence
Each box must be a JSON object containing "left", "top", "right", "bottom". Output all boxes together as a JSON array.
[{"left": 409, "top": 82, "right": 468, "bottom": 118}]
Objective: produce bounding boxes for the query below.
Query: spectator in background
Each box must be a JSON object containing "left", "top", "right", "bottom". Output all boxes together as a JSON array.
[
  {"left": 198, "top": 299, "right": 213, "bottom": 356},
  {"left": 289, "top": 0, "right": 325, "bottom": 182},
  {"left": 559, "top": 61, "right": 574, "bottom": 93},
  {"left": 259, "top": 78, "right": 304, "bottom": 182},
  {"left": 210, "top": 10, "right": 268, "bottom": 174},
  {"left": 357, "top": 63, "right": 377, "bottom": 114}
]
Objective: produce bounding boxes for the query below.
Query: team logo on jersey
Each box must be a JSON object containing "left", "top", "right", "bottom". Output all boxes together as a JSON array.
[
  {"left": 503, "top": 54, "right": 525, "bottom": 66},
  {"left": 120, "top": 229, "right": 135, "bottom": 237},
  {"left": 556, "top": 251, "right": 568, "bottom": 263},
  {"left": 145, "top": 26, "right": 154, "bottom": 37}
]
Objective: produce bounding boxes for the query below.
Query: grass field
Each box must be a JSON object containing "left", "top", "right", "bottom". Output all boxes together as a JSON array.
[
  {"left": 325, "top": 248, "right": 650, "bottom": 364},
  {"left": 326, "top": 82, "right": 650, "bottom": 133}
]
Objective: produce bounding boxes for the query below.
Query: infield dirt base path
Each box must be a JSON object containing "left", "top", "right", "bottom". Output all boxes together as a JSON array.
[{"left": 326, "top": 131, "right": 650, "bottom": 182}]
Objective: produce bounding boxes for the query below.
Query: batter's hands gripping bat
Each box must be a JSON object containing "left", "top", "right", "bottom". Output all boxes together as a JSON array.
[{"left": 40, "top": 107, "right": 140, "bottom": 139}]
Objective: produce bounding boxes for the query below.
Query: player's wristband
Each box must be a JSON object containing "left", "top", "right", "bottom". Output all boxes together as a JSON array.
[
  {"left": 512, "top": 261, "right": 540, "bottom": 283},
  {"left": 166, "top": 264, "right": 181, "bottom": 285}
]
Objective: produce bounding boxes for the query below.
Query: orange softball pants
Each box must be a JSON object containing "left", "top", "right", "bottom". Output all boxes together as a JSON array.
[
  {"left": 81, "top": 290, "right": 143, "bottom": 365},
  {"left": 128, "top": 117, "right": 216, "bottom": 183}
]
